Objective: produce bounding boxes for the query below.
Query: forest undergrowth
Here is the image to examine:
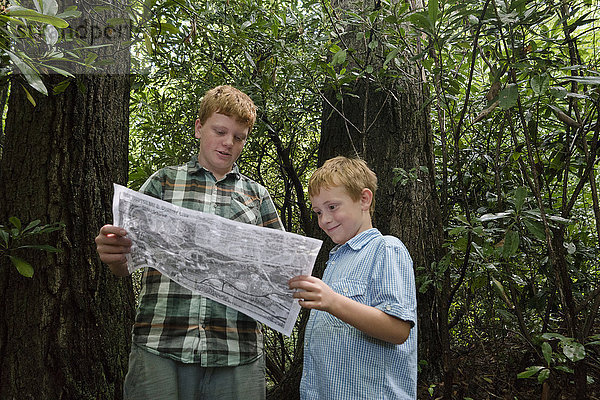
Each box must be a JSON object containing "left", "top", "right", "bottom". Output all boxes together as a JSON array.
[{"left": 419, "top": 326, "right": 600, "bottom": 400}]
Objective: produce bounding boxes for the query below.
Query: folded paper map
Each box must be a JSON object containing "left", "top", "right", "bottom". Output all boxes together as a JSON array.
[{"left": 112, "top": 183, "right": 322, "bottom": 336}]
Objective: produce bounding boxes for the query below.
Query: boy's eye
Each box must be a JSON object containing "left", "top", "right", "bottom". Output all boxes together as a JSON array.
[{"left": 328, "top": 204, "right": 337, "bottom": 210}]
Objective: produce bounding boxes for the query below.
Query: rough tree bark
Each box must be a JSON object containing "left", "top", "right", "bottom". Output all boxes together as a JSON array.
[{"left": 0, "top": 2, "right": 133, "bottom": 398}]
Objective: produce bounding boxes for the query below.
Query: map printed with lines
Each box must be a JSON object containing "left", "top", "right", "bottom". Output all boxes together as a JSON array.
[{"left": 112, "top": 184, "right": 322, "bottom": 336}]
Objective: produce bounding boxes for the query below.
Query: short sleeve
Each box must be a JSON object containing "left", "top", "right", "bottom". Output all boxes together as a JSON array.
[{"left": 370, "top": 238, "right": 417, "bottom": 327}]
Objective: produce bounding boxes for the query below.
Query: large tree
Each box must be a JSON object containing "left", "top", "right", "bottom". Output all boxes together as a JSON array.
[{"left": 0, "top": 1, "right": 133, "bottom": 398}]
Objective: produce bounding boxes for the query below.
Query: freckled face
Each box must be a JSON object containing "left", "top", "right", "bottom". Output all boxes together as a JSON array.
[
  {"left": 311, "top": 185, "right": 372, "bottom": 245},
  {"left": 195, "top": 112, "right": 248, "bottom": 180}
]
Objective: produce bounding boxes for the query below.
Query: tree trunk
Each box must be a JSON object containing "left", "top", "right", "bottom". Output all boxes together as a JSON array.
[{"left": 0, "top": 4, "right": 133, "bottom": 395}]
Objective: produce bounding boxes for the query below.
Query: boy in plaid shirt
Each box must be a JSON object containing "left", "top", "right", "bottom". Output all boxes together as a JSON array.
[{"left": 96, "top": 85, "right": 283, "bottom": 399}]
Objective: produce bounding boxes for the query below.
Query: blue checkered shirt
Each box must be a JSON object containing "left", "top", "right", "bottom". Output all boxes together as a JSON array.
[
  {"left": 132, "top": 157, "right": 284, "bottom": 366},
  {"left": 300, "top": 228, "right": 418, "bottom": 399}
]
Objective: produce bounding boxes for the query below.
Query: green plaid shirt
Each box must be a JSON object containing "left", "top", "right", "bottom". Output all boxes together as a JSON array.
[{"left": 132, "top": 157, "right": 284, "bottom": 366}]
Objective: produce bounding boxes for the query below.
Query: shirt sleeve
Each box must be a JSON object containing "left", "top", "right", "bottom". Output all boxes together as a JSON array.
[
  {"left": 258, "top": 187, "right": 285, "bottom": 231},
  {"left": 370, "top": 239, "right": 417, "bottom": 327},
  {"left": 139, "top": 169, "right": 164, "bottom": 199}
]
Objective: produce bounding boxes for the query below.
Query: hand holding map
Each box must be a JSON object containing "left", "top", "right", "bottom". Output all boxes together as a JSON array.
[{"left": 112, "top": 184, "right": 322, "bottom": 336}]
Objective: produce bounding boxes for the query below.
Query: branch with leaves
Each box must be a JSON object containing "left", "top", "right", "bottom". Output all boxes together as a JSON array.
[{"left": 0, "top": 217, "right": 64, "bottom": 277}]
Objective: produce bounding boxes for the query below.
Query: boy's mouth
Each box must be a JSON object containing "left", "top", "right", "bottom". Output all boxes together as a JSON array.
[{"left": 327, "top": 224, "right": 340, "bottom": 233}]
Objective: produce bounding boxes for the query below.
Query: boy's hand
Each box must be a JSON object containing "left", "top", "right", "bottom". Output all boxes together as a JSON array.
[
  {"left": 95, "top": 224, "right": 132, "bottom": 277},
  {"left": 288, "top": 275, "right": 341, "bottom": 312}
]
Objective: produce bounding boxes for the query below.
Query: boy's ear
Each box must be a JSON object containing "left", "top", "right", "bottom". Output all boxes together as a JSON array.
[
  {"left": 194, "top": 119, "right": 203, "bottom": 139},
  {"left": 360, "top": 188, "right": 373, "bottom": 211}
]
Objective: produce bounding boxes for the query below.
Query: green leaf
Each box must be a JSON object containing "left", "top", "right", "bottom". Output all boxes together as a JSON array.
[
  {"left": 428, "top": 0, "right": 439, "bottom": 23},
  {"left": 503, "top": 229, "right": 520, "bottom": 257},
  {"left": 37, "top": 223, "right": 64, "bottom": 234},
  {"left": 9, "top": 256, "right": 34, "bottom": 278},
  {"left": 542, "top": 332, "right": 568, "bottom": 341},
  {"left": 542, "top": 341, "right": 552, "bottom": 366},
  {"left": 480, "top": 211, "right": 513, "bottom": 222},
  {"left": 563, "top": 341, "right": 585, "bottom": 362},
  {"left": 6, "top": 6, "right": 69, "bottom": 28},
  {"left": 517, "top": 366, "right": 544, "bottom": 379},
  {"left": 23, "top": 220, "right": 41, "bottom": 233},
  {"left": 468, "top": 15, "right": 479, "bottom": 25},
  {"left": 19, "top": 244, "right": 61, "bottom": 252},
  {"left": 53, "top": 79, "right": 71, "bottom": 94},
  {"left": 9, "top": 216, "right": 22, "bottom": 231},
  {"left": 332, "top": 49, "right": 346, "bottom": 65},
  {"left": 514, "top": 186, "right": 527, "bottom": 213},
  {"left": 524, "top": 219, "right": 546, "bottom": 241},
  {"left": 561, "top": 75, "right": 600, "bottom": 85},
  {"left": 55, "top": 7, "right": 81, "bottom": 19},
  {"left": 22, "top": 85, "right": 37, "bottom": 106},
  {"left": 492, "top": 277, "right": 514, "bottom": 308},
  {"left": 499, "top": 84, "right": 518, "bottom": 109},
  {"left": 549, "top": 86, "right": 567, "bottom": 98},
  {"left": 531, "top": 74, "right": 550, "bottom": 95},
  {"left": 497, "top": 309, "right": 516, "bottom": 321},
  {"left": 8, "top": 52, "right": 48, "bottom": 96},
  {"left": 448, "top": 225, "right": 467, "bottom": 236},
  {"left": 41, "top": 0, "right": 58, "bottom": 16},
  {"left": 546, "top": 215, "right": 570, "bottom": 224},
  {"left": 143, "top": 32, "right": 153, "bottom": 55},
  {"left": 159, "top": 22, "right": 179, "bottom": 35},
  {"left": 44, "top": 64, "right": 75, "bottom": 78},
  {"left": 408, "top": 12, "right": 434, "bottom": 34},
  {"left": 537, "top": 368, "right": 550, "bottom": 383},
  {"left": 384, "top": 48, "right": 399, "bottom": 67},
  {"left": 555, "top": 365, "right": 573, "bottom": 374},
  {"left": 0, "top": 229, "right": 9, "bottom": 247}
]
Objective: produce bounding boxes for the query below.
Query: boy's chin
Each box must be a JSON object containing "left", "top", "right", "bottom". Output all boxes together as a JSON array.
[{"left": 328, "top": 236, "right": 346, "bottom": 245}]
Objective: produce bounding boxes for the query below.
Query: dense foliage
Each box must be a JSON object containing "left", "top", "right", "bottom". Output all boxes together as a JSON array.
[
  {"left": 3, "top": 0, "right": 599, "bottom": 398},
  {"left": 415, "top": 0, "right": 600, "bottom": 397}
]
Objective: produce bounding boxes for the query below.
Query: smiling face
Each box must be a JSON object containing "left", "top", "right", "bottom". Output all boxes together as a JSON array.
[
  {"left": 310, "top": 185, "right": 373, "bottom": 245},
  {"left": 195, "top": 112, "right": 249, "bottom": 180}
]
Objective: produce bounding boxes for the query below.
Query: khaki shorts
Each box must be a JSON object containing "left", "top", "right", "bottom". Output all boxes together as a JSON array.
[{"left": 123, "top": 343, "right": 266, "bottom": 400}]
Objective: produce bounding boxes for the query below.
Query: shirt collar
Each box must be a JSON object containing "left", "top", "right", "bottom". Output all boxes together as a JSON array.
[
  {"left": 331, "top": 228, "right": 380, "bottom": 254},
  {"left": 187, "top": 156, "right": 242, "bottom": 180}
]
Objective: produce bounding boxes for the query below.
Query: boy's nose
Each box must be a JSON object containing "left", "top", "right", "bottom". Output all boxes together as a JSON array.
[
  {"left": 320, "top": 212, "right": 332, "bottom": 224},
  {"left": 223, "top": 134, "right": 234, "bottom": 147}
]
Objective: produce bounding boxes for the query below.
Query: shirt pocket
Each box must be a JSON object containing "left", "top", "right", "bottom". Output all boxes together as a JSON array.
[
  {"left": 318, "top": 279, "right": 368, "bottom": 327},
  {"left": 331, "top": 279, "right": 367, "bottom": 302},
  {"left": 228, "top": 192, "right": 261, "bottom": 224}
]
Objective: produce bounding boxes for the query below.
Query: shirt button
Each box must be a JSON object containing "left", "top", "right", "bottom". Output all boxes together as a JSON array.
[{"left": 385, "top": 305, "right": 392, "bottom": 311}]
